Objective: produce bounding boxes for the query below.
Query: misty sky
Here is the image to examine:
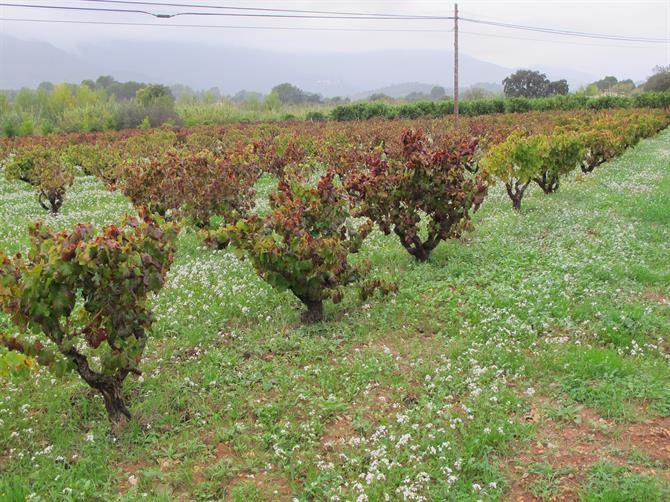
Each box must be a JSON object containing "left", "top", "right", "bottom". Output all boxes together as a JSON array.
[{"left": 1, "top": 0, "right": 669, "bottom": 81}]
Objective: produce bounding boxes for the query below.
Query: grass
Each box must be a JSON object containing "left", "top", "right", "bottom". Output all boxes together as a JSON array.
[
  {"left": 580, "top": 461, "right": 670, "bottom": 501},
  {"left": 0, "top": 128, "right": 669, "bottom": 501}
]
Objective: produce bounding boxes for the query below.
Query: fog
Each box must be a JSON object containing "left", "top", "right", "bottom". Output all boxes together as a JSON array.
[{"left": 1, "top": 0, "right": 668, "bottom": 85}]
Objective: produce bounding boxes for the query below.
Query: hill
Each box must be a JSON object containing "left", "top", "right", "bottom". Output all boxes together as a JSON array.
[{"left": 0, "top": 35, "right": 595, "bottom": 96}]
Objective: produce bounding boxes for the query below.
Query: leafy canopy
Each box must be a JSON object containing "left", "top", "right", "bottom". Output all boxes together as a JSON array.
[
  {"left": 0, "top": 212, "right": 177, "bottom": 424},
  {"left": 345, "top": 129, "right": 488, "bottom": 262}
]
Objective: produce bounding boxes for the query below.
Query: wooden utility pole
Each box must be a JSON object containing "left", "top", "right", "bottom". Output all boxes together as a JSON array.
[{"left": 454, "top": 3, "right": 459, "bottom": 125}]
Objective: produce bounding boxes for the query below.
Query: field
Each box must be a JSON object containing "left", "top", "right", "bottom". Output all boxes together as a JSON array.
[{"left": 0, "top": 115, "right": 669, "bottom": 501}]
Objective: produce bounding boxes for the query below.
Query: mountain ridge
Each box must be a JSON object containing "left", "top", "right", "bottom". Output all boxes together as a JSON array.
[{"left": 0, "top": 35, "right": 597, "bottom": 96}]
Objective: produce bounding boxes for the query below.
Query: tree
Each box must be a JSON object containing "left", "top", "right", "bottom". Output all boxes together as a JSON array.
[
  {"left": 583, "top": 84, "right": 600, "bottom": 97},
  {"left": 503, "top": 70, "right": 551, "bottom": 98},
  {"left": 95, "top": 75, "right": 116, "bottom": 90},
  {"left": 270, "top": 83, "right": 321, "bottom": 105},
  {"left": 611, "top": 80, "right": 635, "bottom": 96},
  {"left": 37, "top": 81, "right": 55, "bottom": 93},
  {"left": 48, "top": 84, "right": 75, "bottom": 118},
  {"left": 590, "top": 76, "right": 637, "bottom": 95},
  {"left": 430, "top": 85, "right": 446, "bottom": 100},
  {"left": 132, "top": 85, "right": 178, "bottom": 127},
  {"left": 264, "top": 92, "right": 281, "bottom": 111},
  {"left": 135, "top": 84, "right": 175, "bottom": 107},
  {"left": 202, "top": 88, "right": 220, "bottom": 105},
  {"left": 369, "top": 93, "right": 391, "bottom": 101},
  {"left": 503, "top": 70, "right": 568, "bottom": 98},
  {"left": 108, "top": 81, "right": 144, "bottom": 101},
  {"left": 232, "top": 90, "right": 263, "bottom": 104},
  {"left": 547, "top": 79, "right": 569, "bottom": 96},
  {"left": 593, "top": 76, "right": 618, "bottom": 92},
  {"left": 644, "top": 65, "right": 670, "bottom": 92}
]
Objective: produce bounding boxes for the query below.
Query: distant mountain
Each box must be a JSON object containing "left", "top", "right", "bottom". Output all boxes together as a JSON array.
[
  {"left": 73, "top": 41, "right": 519, "bottom": 97},
  {"left": 0, "top": 35, "right": 597, "bottom": 96},
  {"left": 352, "top": 82, "right": 444, "bottom": 100},
  {"left": 0, "top": 36, "right": 98, "bottom": 89}
]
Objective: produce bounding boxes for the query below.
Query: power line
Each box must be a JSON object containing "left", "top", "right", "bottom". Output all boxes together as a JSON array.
[
  {"left": 0, "top": 2, "right": 161, "bottom": 17},
  {"left": 77, "top": 0, "right": 670, "bottom": 43},
  {"left": 1, "top": 2, "right": 667, "bottom": 43},
  {"left": 459, "top": 30, "right": 662, "bottom": 50},
  {"left": 79, "top": 0, "right": 445, "bottom": 19},
  {"left": 0, "top": 2, "right": 454, "bottom": 20},
  {"left": 0, "top": 17, "right": 454, "bottom": 33},
  {"left": 459, "top": 17, "right": 670, "bottom": 43}
]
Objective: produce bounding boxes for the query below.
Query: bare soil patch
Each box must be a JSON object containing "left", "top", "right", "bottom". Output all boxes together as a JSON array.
[
  {"left": 503, "top": 399, "right": 670, "bottom": 501},
  {"left": 643, "top": 290, "right": 670, "bottom": 305}
]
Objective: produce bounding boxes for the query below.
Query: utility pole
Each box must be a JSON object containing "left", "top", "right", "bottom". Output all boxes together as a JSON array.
[{"left": 454, "top": 2, "right": 459, "bottom": 125}]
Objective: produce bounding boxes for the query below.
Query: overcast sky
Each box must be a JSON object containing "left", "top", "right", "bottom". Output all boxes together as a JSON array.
[{"left": 1, "top": 0, "right": 669, "bottom": 81}]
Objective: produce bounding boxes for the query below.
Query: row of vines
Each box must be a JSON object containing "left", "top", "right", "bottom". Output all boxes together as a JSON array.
[{"left": 0, "top": 108, "right": 668, "bottom": 426}]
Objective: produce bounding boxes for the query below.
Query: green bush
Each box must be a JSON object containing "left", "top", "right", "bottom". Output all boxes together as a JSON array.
[
  {"left": 345, "top": 130, "right": 488, "bottom": 261},
  {"left": 329, "top": 92, "right": 670, "bottom": 123},
  {"left": 60, "top": 103, "right": 117, "bottom": 133},
  {"left": 480, "top": 131, "right": 543, "bottom": 210},
  {"left": 221, "top": 170, "right": 394, "bottom": 323},
  {"left": 4, "top": 145, "right": 74, "bottom": 214},
  {"left": 533, "top": 133, "right": 585, "bottom": 193},
  {"left": 0, "top": 212, "right": 178, "bottom": 426}
]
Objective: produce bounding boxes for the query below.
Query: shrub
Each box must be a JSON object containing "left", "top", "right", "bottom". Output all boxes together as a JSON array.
[
  {"left": 221, "top": 170, "right": 394, "bottom": 323},
  {"left": 504, "top": 98, "right": 533, "bottom": 114},
  {"left": 60, "top": 103, "right": 117, "bottom": 133},
  {"left": 533, "top": 133, "right": 585, "bottom": 193},
  {"left": 120, "top": 149, "right": 258, "bottom": 230},
  {"left": 633, "top": 91, "right": 670, "bottom": 108},
  {"left": 579, "top": 129, "right": 622, "bottom": 173},
  {"left": 0, "top": 212, "right": 177, "bottom": 426},
  {"left": 256, "top": 136, "right": 306, "bottom": 177},
  {"left": 62, "top": 143, "right": 124, "bottom": 186},
  {"left": 4, "top": 145, "right": 74, "bottom": 214},
  {"left": 115, "top": 101, "right": 180, "bottom": 130},
  {"left": 115, "top": 102, "right": 149, "bottom": 130},
  {"left": 345, "top": 129, "right": 488, "bottom": 261},
  {"left": 480, "top": 131, "right": 543, "bottom": 210},
  {"left": 117, "top": 129, "right": 178, "bottom": 160},
  {"left": 305, "top": 111, "right": 326, "bottom": 122},
  {"left": 587, "top": 95, "right": 629, "bottom": 110},
  {"left": 329, "top": 105, "right": 350, "bottom": 121}
]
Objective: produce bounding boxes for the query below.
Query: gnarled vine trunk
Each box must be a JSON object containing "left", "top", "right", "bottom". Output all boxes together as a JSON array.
[
  {"left": 394, "top": 228, "right": 440, "bottom": 262},
  {"left": 581, "top": 158, "right": 606, "bottom": 174},
  {"left": 298, "top": 297, "right": 324, "bottom": 324},
  {"left": 533, "top": 173, "right": 560, "bottom": 194},
  {"left": 38, "top": 189, "right": 65, "bottom": 215},
  {"left": 97, "top": 379, "right": 131, "bottom": 427},
  {"left": 505, "top": 180, "right": 529, "bottom": 211},
  {"left": 64, "top": 348, "right": 131, "bottom": 427}
]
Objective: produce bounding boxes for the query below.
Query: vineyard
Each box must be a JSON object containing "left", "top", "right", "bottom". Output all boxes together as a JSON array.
[{"left": 1, "top": 108, "right": 670, "bottom": 501}]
